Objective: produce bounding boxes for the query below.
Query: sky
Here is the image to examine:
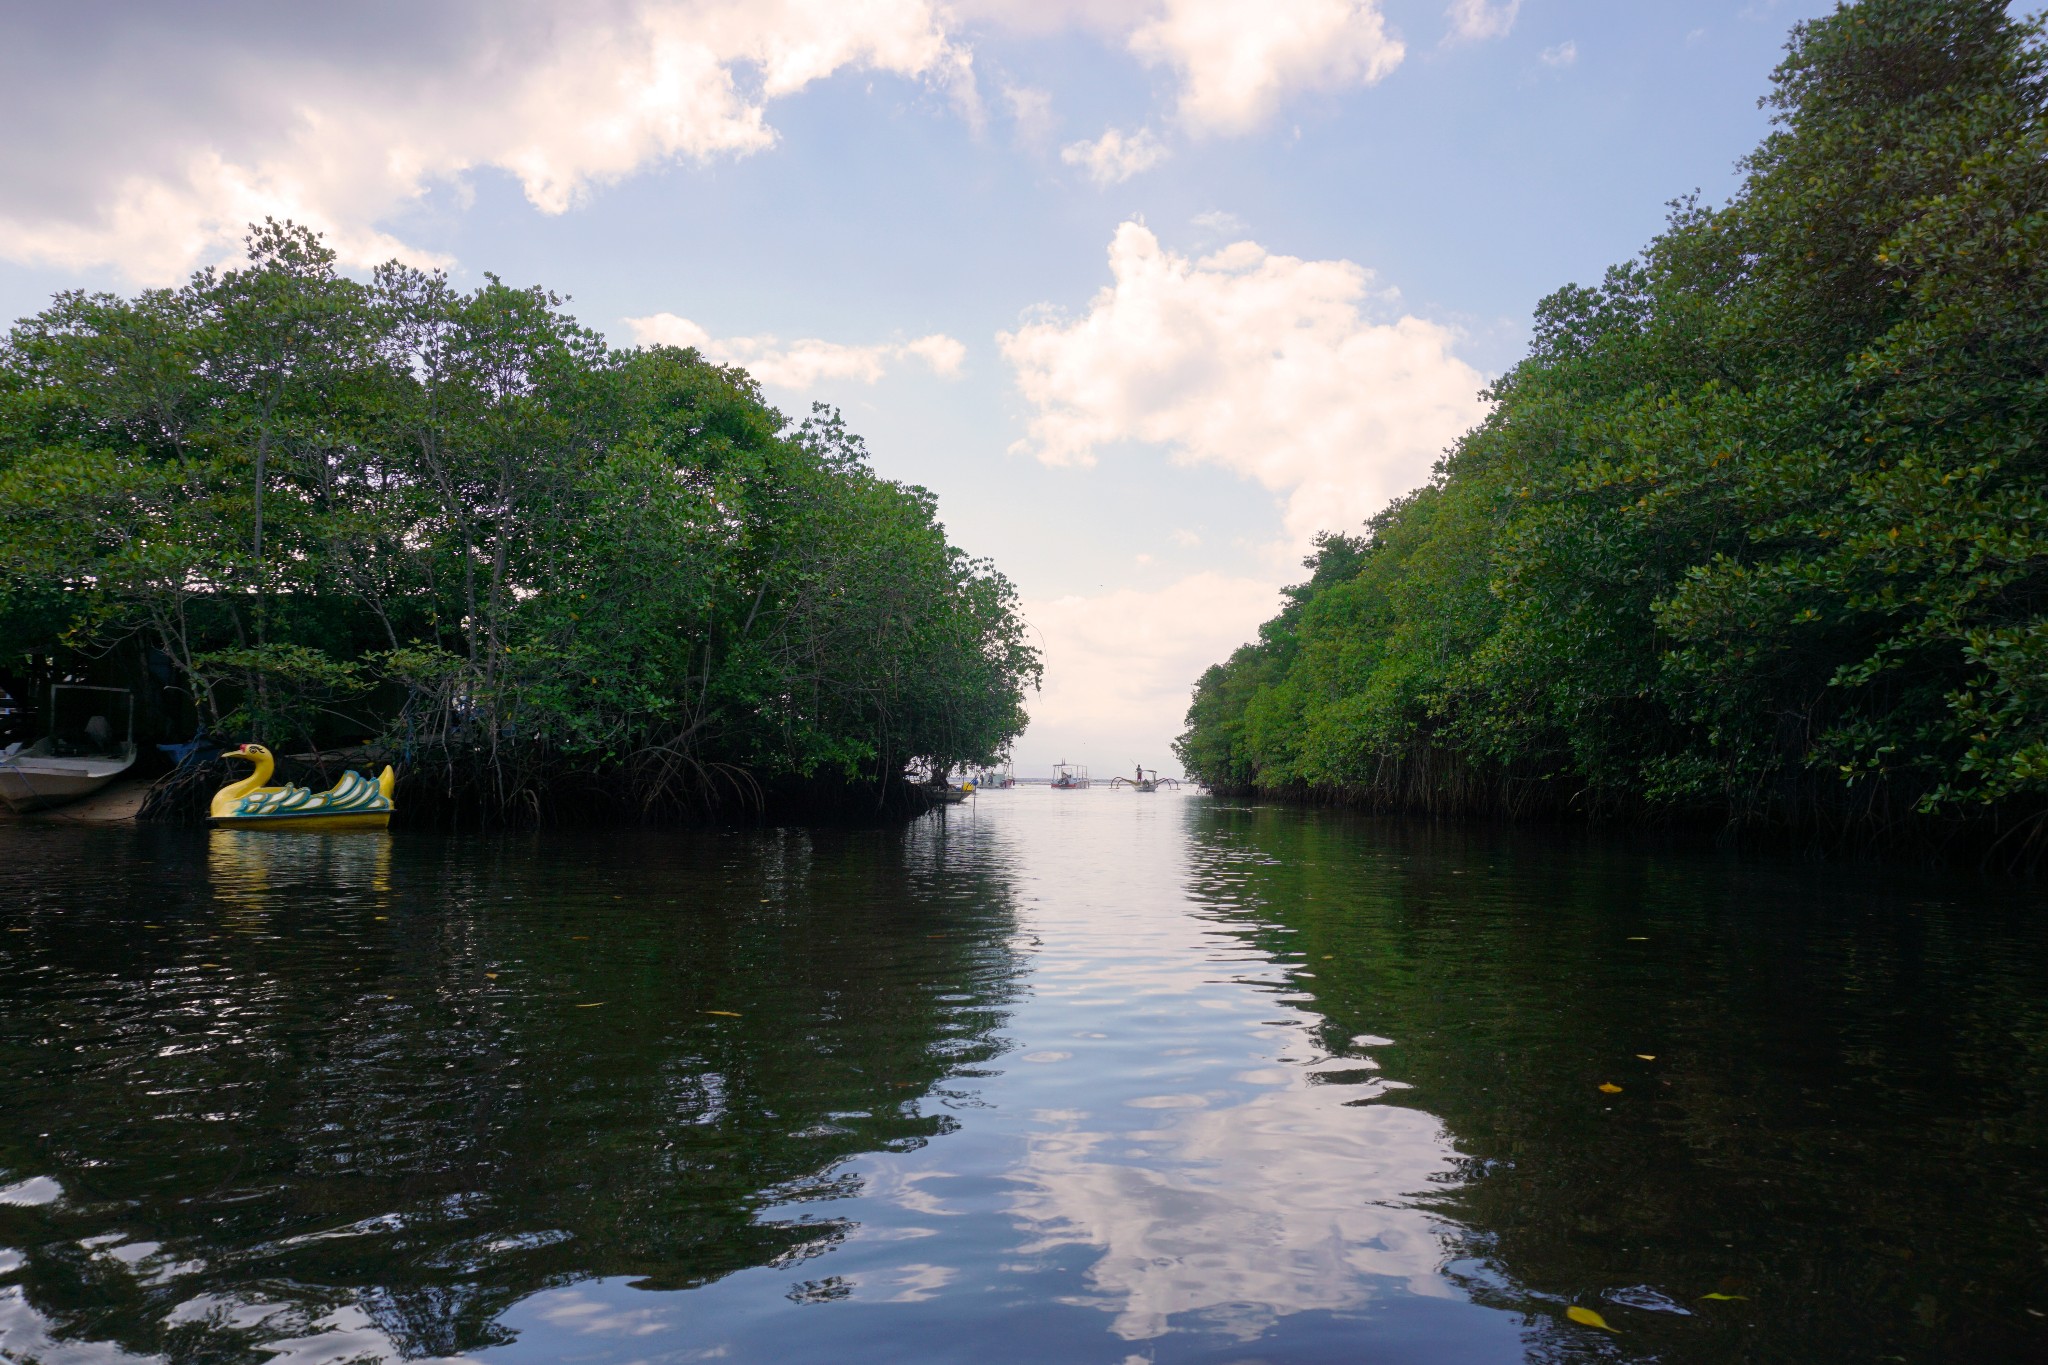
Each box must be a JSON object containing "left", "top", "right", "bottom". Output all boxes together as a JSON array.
[{"left": 0, "top": 0, "right": 1835, "bottom": 775}]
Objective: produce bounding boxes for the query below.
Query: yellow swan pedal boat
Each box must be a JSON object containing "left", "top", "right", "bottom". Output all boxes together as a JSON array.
[{"left": 209, "top": 744, "right": 396, "bottom": 830}]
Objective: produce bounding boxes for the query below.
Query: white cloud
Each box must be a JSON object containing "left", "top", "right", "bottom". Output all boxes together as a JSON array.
[
  {"left": 2, "top": 0, "right": 1419, "bottom": 282},
  {"left": 1540, "top": 39, "right": 1578, "bottom": 66},
  {"left": 622, "top": 313, "right": 966, "bottom": 389},
  {"left": 959, "top": 0, "right": 1402, "bottom": 133},
  {"left": 1002, "top": 83, "right": 1058, "bottom": 146},
  {"left": 950, "top": 0, "right": 1159, "bottom": 38},
  {"left": 1060, "top": 127, "right": 1171, "bottom": 185},
  {"left": 0, "top": 0, "right": 975, "bottom": 283},
  {"left": 1443, "top": 0, "right": 1521, "bottom": 42},
  {"left": 1003, "top": 221, "right": 1488, "bottom": 767},
  {"left": 998, "top": 221, "right": 1487, "bottom": 547},
  {"left": 1020, "top": 572, "right": 1283, "bottom": 767},
  {"left": 1128, "top": 0, "right": 1404, "bottom": 134},
  {"left": 901, "top": 333, "right": 971, "bottom": 374}
]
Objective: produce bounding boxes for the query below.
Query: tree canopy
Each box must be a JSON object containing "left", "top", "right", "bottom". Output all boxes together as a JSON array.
[
  {"left": 1176, "top": 0, "right": 2048, "bottom": 853},
  {"left": 0, "top": 226, "right": 1037, "bottom": 822}
]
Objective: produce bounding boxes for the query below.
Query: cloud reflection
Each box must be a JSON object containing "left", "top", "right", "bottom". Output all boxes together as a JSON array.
[
  {"left": 969, "top": 795, "right": 1480, "bottom": 1346},
  {"left": 1010, "top": 1081, "right": 1459, "bottom": 1341}
]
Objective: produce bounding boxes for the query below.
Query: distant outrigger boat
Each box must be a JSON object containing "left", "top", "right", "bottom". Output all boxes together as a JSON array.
[
  {"left": 1051, "top": 761, "right": 1089, "bottom": 790},
  {"left": 1110, "top": 766, "right": 1180, "bottom": 793},
  {"left": 210, "top": 744, "right": 395, "bottom": 830},
  {"left": 0, "top": 685, "right": 137, "bottom": 813}
]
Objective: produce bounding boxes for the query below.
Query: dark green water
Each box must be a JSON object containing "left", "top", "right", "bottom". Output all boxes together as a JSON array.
[{"left": 0, "top": 792, "right": 2043, "bottom": 1364}]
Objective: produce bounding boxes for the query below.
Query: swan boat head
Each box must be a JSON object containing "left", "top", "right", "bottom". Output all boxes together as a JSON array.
[{"left": 227, "top": 743, "right": 274, "bottom": 773}]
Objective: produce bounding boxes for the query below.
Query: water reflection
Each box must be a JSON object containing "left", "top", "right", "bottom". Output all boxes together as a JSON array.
[
  {"left": 1, "top": 799, "right": 2044, "bottom": 1363},
  {"left": 995, "top": 801, "right": 1467, "bottom": 1345},
  {"left": 1012, "top": 1092, "right": 1458, "bottom": 1341},
  {"left": 1178, "top": 804, "right": 2048, "bottom": 1363},
  {"left": 208, "top": 827, "right": 393, "bottom": 908},
  {"left": 0, "top": 821, "right": 1024, "bottom": 1362}
]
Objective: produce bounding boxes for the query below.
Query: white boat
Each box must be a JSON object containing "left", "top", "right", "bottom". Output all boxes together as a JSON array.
[{"left": 0, "top": 686, "right": 137, "bottom": 813}]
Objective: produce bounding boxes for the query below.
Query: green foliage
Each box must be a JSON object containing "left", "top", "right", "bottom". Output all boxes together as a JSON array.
[
  {"left": 1177, "top": 0, "right": 2048, "bottom": 846},
  {"left": 193, "top": 644, "right": 368, "bottom": 756},
  {"left": 0, "top": 224, "right": 1037, "bottom": 820}
]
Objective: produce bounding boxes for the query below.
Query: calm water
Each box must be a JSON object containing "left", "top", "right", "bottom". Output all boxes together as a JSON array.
[{"left": 1, "top": 792, "right": 2044, "bottom": 1364}]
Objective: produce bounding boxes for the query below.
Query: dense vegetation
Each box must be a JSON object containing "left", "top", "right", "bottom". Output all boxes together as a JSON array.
[
  {"left": 1178, "top": 0, "right": 2048, "bottom": 854},
  {"left": 0, "top": 228, "right": 1037, "bottom": 823}
]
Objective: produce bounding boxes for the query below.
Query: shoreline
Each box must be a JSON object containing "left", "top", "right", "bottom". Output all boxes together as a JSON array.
[{"left": 0, "top": 779, "right": 150, "bottom": 826}]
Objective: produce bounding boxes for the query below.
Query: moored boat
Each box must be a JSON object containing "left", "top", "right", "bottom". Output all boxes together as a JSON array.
[
  {"left": 210, "top": 744, "right": 396, "bottom": 830},
  {"left": 1051, "top": 761, "right": 1090, "bottom": 790},
  {"left": 971, "top": 760, "right": 1016, "bottom": 789},
  {"left": 0, "top": 686, "right": 137, "bottom": 814}
]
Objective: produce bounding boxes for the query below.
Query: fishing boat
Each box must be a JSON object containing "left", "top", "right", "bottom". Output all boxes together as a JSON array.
[
  {"left": 971, "top": 761, "right": 1016, "bottom": 790},
  {"left": 1110, "top": 765, "right": 1181, "bottom": 793},
  {"left": 1051, "top": 761, "right": 1090, "bottom": 790},
  {"left": 934, "top": 782, "right": 975, "bottom": 805},
  {"left": 210, "top": 743, "right": 395, "bottom": 830},
  {"left": 0, "top": 686, "right": 137, "bottom": 813}
]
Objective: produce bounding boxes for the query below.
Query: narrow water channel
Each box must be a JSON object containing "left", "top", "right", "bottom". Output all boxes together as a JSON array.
[{"left": 0, "top": 791, "right": 2042, "bottom": 1363}]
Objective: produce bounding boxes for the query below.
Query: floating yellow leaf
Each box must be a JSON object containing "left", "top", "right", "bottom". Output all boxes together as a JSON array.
[
  {"left": 1701, "top": 1292, "right": 1747, "bottom": 1301},
  {"left": 1566, "top": 1306, "right": 1619, "bottom": 1332},
  {"left": 1636, "top": 1054, "right": 1656, "bottom": 1060},
  {"left": 485, "top": 973, "right": 498, "bottom": 979},
  {"left": 704, "top": 1009, "right": 741, "bottom": 1017},
  {"left": 577, "top": 1002, "right": 605, "bottom": 1008},
  {"left": 1627, "top": 936, "right": 1648, "bottom": 941},
  {"left": 1598, "top": 1082, "right": 1623, "bottom": 1094}
]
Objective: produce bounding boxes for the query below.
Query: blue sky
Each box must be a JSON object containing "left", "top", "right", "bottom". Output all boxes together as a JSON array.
[{"left": 0, "top": 0, "right": 1832, "bottom": 772}]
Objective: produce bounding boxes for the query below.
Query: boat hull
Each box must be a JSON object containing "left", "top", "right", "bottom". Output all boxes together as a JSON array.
[
  {"left": 210, "top": 811, "right": 392, "bottom": 831},
  {"left": 0, "top": 759, "right": 133, "bottom": 813}
]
